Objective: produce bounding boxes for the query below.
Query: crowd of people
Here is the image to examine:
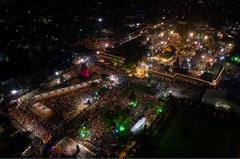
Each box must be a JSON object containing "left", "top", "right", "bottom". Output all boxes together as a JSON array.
[{"left": 8, "top": 106, "right": 52, "bottom": 144}]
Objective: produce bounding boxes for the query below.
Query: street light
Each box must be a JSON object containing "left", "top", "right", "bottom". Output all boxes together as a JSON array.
[
  {"left": 11, "top": 90, "right": 17, "bottom": 95},
  {"left": 104, "top": 43, "right": 109, "bottom": 47},
  {"left": 55, "top": 71, "right": 59, "bottom": 76},
  {"left": 98, "top": 18, "right": 102, "bottom": 22},
  {"left": 159, "top": 32, "right": 164, "bottom": 37},
  {"left": 189, "top": 32, "right": 194, "bottom": 37}
]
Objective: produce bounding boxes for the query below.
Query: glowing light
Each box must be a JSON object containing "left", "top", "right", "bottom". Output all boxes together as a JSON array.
[
  {"left": 159, "top": 32, "right": 164, "bottom": 37},
  {"left": 131, "top": 117, "right": 146, "bottom": 134},
  {"left": 55, "top": 71, "right": 59, "bottom": 76},
  {"left": 156, "top": 107, "right": 163, "bottom": 114},
  {"left": 104, "top": 43, "right": 109, "bottom": 47},
  {"left": 78, "top": 126, "right": 89, "bottom": 139},
  {"left": 80, "top": 59, "right": 84, "bottom": 63},
  {"left": 129, "top": 100, "right": 138, "bottom": 108},
  {"left": 204, "top": 35, "right": 208, "bottom": 40},
  {"left": 189, "top": 32, "right": 194, "bottom": 37},
  {"left": 98, "top": 18, "right": 102, "bottom": 22},
  {"left": 170, "top": 30, "right": 174, "bottom": 34},
  {"left": 96, "top": 51, "right": 100, "bottom": 54},
  {"left": 11, "top": 90, "right": 17, "bottom": 95},
  {"left": 220, "top": 56, "right": 225, "bottom": 60},
  {"left": 119, "top": 125, "right": 125, "bottom": 132},
  {"left": 201, "top": 55, "right": 205, "bottom": 59},
  {"left": 108, "top": 74, "right": 120, "bottom": 86}
]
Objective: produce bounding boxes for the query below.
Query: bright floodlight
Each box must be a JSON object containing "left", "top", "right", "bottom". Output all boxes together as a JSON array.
[
  {"left": 104, "top": 43, "right": 109, "bottom": 47},
  {"left": 11, "top": 90, "right": 17, "bottom": 95},
  {"left": 159, "top": 32, "right": 164, "bottom": 37},
  {"left": 204, "top": 35, "right": 208, "bottom": 40},
  {"left": 189, "top": 32, "right": 194, "bottom": 37},
  {"left": 80, "top": 59, "right": 84, "bottom": 63},
  {"left": 98, "top": 18, "right": 102, "bottom": 22},
  {"left": 55, "top": 71, "right": 59, "bottom": 76},
  {"left": 220, "top": 56, "right": 225, "bottom": 60}
]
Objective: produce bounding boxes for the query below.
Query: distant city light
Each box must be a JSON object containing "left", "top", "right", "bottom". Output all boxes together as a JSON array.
[{"left": 11, "top": 90, "right": 17, "bottom": 95}]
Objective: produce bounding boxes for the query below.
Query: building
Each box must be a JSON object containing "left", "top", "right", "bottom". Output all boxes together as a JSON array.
[{"left": 202, "top": 89, "right": 240, "bottom": 113}]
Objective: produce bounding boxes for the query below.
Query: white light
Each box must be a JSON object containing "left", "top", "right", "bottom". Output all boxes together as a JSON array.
[
  {"left": 57, "top": 78, "right": 61, "bottom": 84},
  {"left": 200, "top": 45, "right": 203, "bottom": 49},
  {"left": 189, "top": 32, "right": 194, "bottom": 37},
  {"left": 201, "top": 55, "right": 205, "bottom": 59},
  {"left": 131, "top": 117, "right": 146, "bottom": 134},
  {"left": 187, "top": 58, "right": 191, "bottom": 62},
  {"left": 186, "top": 39, "right": 189, "bottom": 42},
  {"left": 11, "top": 90, "right": 17, "bottom": 95},
  {"left": 159, "top": 32, "right": 164, "bottom": 37},
  {"left": 104, "top": 43, "right": 109, "bottom": 47},
  {"left": 220, "top": 48, "right": 224, "bottom": 52},
  {"left": 204, "top": 35, "right": 208, "bottom": 40},
  {"left": 209, "top": 58, "right": 213, "bottom": 62},
  {"left": 229, "top": 43, "right": 232, "bottom": 47},
  {"left": 170, "top": 30, "right": 174, "bottom": 34},
  {"left": 80, "top": 59, "right": 84, "bottom": 63},
  {"left": 98, "top": 18, "right": 102, "bottom": 22},
  {"left": 220, "top": 56, "right": 225, "bottom": 60},
  {"left": 55, "top": 71, "right": 59, "bottom": 76},
  {"left": 96, "top": 51, "right": 100, "bottom": 54},
  {"left": 194, "top": 41, "right": 198, "bottom": 45}
]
